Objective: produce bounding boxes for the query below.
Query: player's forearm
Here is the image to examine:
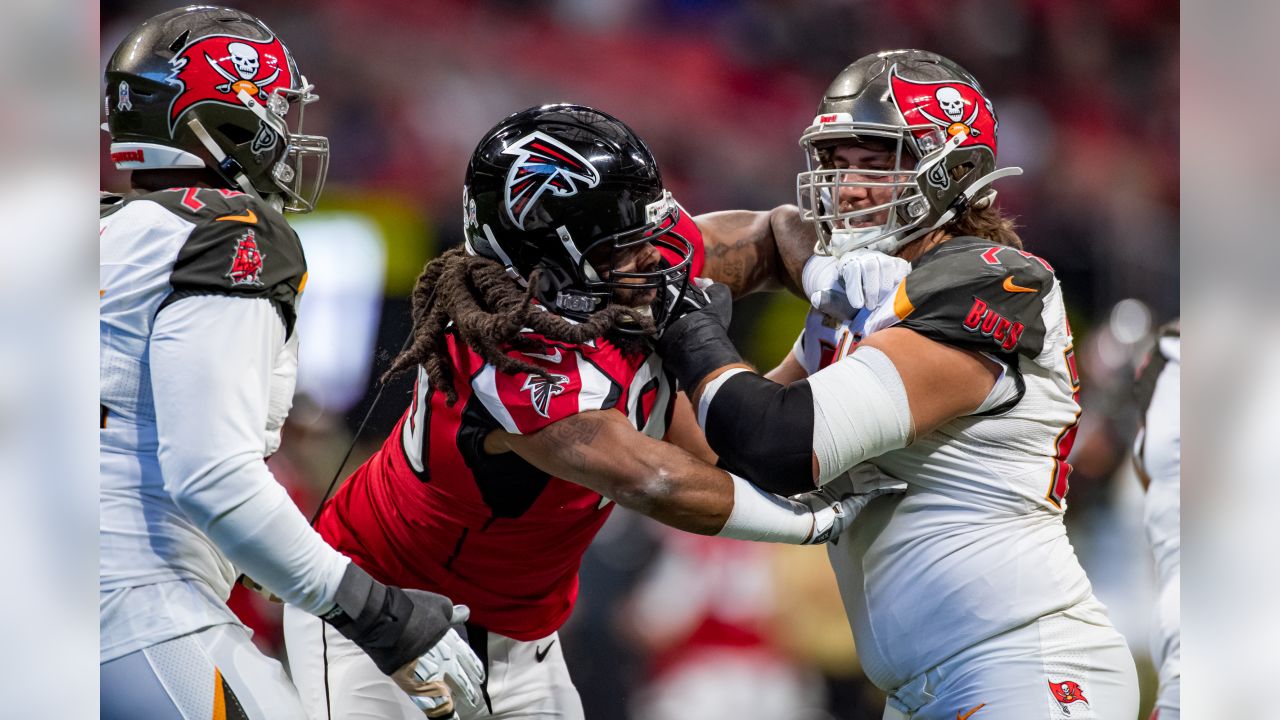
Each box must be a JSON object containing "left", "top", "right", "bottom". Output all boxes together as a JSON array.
[
  {"left": 767, "top": 204, "right": 817, "bottom": 297},
  {"left": 608, "top": 450, "right": 736, "bottom": 535}
]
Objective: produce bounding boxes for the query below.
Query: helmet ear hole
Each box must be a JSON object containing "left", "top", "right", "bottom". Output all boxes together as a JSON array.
[
  {"left": 168, "top": 30, "right": 189, "bottom": 53},
  {"left": 217, "top": 123, "right": 255, "bottom": 145}
]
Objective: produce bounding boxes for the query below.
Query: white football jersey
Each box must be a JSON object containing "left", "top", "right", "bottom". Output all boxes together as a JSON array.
[
  {"left": 99, "top": 188, "right": 306, "bottom": 660},
  {"left": 797, "top": 238, "right": 1096, "bottom": 690}
]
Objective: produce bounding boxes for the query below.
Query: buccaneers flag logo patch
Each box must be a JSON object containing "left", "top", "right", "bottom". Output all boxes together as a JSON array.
[
  {"left": 1048, "top": 680, "right": 1089, "bottom": 714},
  {"left": 227, "top": 230, "right": 266, "bottom": 286},
  {"left": 167, "top": 34, "right": 293, "bottom": 133},
  {"left": 888, "top": 65, "right": 998, "bottom": 156},
  {"left": 503, "top": 131, "right": 601, "bottom": 230}
]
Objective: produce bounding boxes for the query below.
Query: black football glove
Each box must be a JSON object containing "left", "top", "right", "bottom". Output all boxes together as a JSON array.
[
  {"left": 321, "top": 563, "right": 461, "bottom": 676},
  {"left": 654, "top": 279, "right": 744, "bottom": 392}
]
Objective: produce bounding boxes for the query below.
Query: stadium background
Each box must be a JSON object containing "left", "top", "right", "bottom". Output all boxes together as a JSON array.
[{"left": 100, "top": 1, "right": 1178, "bottom": 718}]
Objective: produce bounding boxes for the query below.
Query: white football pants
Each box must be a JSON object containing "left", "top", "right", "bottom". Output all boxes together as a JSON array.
[
  {"left": 283, "top": 603, "right": 585, "bottom": 720},
  {"left": 100, "top": 622, "right": 308, "bottom": 719},
  {"left": 880, "top": 597, "right": 1138, "bottom": 720}
]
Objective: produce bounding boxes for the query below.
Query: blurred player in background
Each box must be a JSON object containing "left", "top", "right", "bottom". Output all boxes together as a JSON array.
[
  {"left": 99, "top": 7, "right": 478, "bottom": 718},
  {"left": 1133, "top": 321, "right": 1180, "bottom": 719},
  {"left": 282, "top": 103, "right": 893, "bottom": 720},
  {"left": 654, "top": 50, "right": 1139, "bottom": 719}
]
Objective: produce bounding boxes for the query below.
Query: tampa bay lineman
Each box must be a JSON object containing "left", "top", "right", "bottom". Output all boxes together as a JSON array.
[
  {"left": 99, "top": 7, "right": 481, "bottom": 718},
  {"left": 656, "top": 50, "right": 1139, "bottom": 719},
  {"left": 1133, "top": 321, "right": 1180, "bottom": 720}
]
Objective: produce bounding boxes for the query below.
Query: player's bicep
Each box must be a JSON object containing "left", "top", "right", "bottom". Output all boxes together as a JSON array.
[
  {"left": 693, "top": 210, "right": 783, "bottom": 297},
  {"left": 856, "top": 327, "right": 1000, "bottom": 437},
  {"left": 664, "top": 391, "right": 717, "bottom": 465}
]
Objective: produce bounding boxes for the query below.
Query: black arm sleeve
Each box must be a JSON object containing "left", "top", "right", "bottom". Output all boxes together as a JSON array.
[{"left": 704, "top": 371, "right": 816, "bottom": 496}]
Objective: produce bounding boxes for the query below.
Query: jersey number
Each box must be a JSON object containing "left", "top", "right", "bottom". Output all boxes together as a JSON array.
[{"left": 1047, "top": 340, "right": 1081, "bottom": 508}]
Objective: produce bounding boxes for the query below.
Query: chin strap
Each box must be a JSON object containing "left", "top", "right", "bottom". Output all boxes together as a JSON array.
[{"left": 187, "top": 116, "right": 263, "bottom": 201}]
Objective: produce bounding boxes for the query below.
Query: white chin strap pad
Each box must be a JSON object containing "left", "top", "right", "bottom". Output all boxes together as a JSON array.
[{"left": 808, "top": 346, "right": 914, "bottom": 485}]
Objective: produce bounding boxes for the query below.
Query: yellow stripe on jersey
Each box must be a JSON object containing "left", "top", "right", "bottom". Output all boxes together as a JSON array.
[
  {"left": 213, "top": 667, "right": 226, "bottom": 720},
  {"left": 893, "top": 280, "right": 915, "bottom": 319}
]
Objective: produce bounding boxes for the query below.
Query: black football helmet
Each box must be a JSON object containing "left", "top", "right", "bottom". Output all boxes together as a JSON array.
[
  {"left": 104, "top": 6, "right": 328, "bottom": 212},
  {"left": 463, "top": 104, "right": 695, "bottom": 330},
  {"left": 796, "top": 49, "right": 1022, "bottom": 256}
]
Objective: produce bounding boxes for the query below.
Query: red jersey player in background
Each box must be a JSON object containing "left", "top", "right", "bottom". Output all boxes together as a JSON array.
[{"left": 281, "top": 104, "right": 898, "bottom": 720}]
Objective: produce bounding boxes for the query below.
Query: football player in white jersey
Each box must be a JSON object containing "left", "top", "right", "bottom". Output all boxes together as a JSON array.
[
  {"left": 656, "top": 50, "right": 1139, "bottom": 719},
  {"left": 1133, "top": 322, "right": 1180, "bottom": 720},
  {"left": 99, "top": 7, "right": 481, "bottom": 718}
]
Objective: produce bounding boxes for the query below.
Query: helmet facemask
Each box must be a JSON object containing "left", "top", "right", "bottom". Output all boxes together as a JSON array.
[
  {"left": 797, "top": 119, "right": 963, "bottom": 257},
  {"left": 185, "top": 80, "right": 329, "bottom": 213},
  {"left": 547, "top": 191, "right": 695, "bottom": 333}
]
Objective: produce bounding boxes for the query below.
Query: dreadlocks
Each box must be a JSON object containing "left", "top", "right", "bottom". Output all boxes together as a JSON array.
[{"left": 383, "top": 247, "right": 655, "bottom": 405}]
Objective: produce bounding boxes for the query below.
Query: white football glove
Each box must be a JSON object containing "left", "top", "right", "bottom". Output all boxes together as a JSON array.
[
  {"left": 794, "top": 468, "right": 907, "bottom": 544},
  {"left": 802, "top": 250, "right": 911, "bottom": 321},
  {"left": 392, "top": 605, "right": 486, "bottom": 718}
]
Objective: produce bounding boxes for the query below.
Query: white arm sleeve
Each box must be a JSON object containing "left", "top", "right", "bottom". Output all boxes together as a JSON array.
[
  {"left": 807, "top": 346, "right": 914, "bottom": 485},
  {"left": 714, "top": 474, "right": 815, "bottom": 544},
  {"left": 150, "top": 295, "right": 348, "bottom": 615}
]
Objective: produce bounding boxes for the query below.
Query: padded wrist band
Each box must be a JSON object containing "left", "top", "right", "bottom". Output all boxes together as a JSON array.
[
  {"left": 715, "top": 473, "right": 814, "bottom": 544},
  {"left": 324, "top": 564, "right": 455, "bottom": 675}
]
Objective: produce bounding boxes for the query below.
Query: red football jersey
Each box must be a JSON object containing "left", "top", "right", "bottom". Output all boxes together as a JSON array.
[{"left": 316, "top": 205, "right": 705, "bottom": 640}]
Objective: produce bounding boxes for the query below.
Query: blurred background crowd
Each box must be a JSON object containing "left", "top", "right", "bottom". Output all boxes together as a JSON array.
[{"left": 101, "top": 1, "right": 1178, "bottom": 717}]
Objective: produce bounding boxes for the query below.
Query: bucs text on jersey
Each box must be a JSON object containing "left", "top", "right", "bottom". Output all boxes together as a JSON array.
[
  {"left": 798, "top": 236, "right": 1096, "bottom": 691},
  {"left": 99, "top": 187, "right": 306, "bottom": 660}
]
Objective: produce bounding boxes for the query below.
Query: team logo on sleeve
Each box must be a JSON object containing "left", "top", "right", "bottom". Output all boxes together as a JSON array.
[
  {"left": 503, "top": 132, "right": 600, "bottom": 230},
  {"left": 166, "top": 34, "right": 294, "bottom": 133},
  {"left": 226, "top": 230, "right": 266, "bottom": 286},
  {"left": 888, "top": 66, "right": 997, "bottom": 155},
  {"left": 1047, "top": 680, "right": 1089, "bottom": 714},
  {"left": 522, "top": 372, "right": 570, "bottom": 418}
]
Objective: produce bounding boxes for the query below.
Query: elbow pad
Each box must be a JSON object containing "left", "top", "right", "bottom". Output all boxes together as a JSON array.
[
  {"left": 700, "top": 369, "right": 817, "bottom": 496},
  {"left": 807, "top": 347, "right": 913, "bottom": 485}
]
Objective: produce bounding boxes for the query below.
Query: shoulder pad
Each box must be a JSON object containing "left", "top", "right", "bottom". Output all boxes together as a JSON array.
[
  {"left": 154, "top": 188, "right": 306, "bottom": 333},
  {"left": 894, "top": 238, "right": 1053, "bottom": 358}
]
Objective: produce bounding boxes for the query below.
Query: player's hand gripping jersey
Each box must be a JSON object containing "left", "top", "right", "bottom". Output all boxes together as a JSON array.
[
  {"left": 799, "top": 237, "right": 1094, "bottom": 690},
  {"left": 99, "top": 187, "right": 321, "bottom": 659}
]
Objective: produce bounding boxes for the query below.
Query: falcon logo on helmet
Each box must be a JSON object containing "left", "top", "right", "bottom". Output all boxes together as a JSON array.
[
  {"left": 167, "top": 34, "right": 294, "bottom": 133},
  {"left": 502, "top": 132, "right": 601, "bottom": 230},
  {"left": 888, "top": 65, "right": 998, "bottom": 155}
]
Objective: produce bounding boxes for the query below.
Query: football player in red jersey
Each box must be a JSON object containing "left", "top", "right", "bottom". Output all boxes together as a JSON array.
[
  {"left": 100, "top": 7, "right": 478, "bottom": 719},
  {"left": 652, "top": 51, "right": 1141, "bottom": 719},
  {"left": 281, "top": 104, "right": 897, "bottom": 720}
]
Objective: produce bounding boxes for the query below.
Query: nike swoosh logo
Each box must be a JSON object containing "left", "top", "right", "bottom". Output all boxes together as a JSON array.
[
  {"left": 215, "top": 209, "right": 258, "bottom": 224},
  {"left": 958, "top": 703, "right": 986, "bottom": 720},
  {"left": 534, "top": 640, "right": 556, "bottom": 663},
  {"left": 1002, "top": 276, "right": 1036, "bottom": 293},
  {"left": 522, "top": 348, "right": 562, "bottom": 363}
]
